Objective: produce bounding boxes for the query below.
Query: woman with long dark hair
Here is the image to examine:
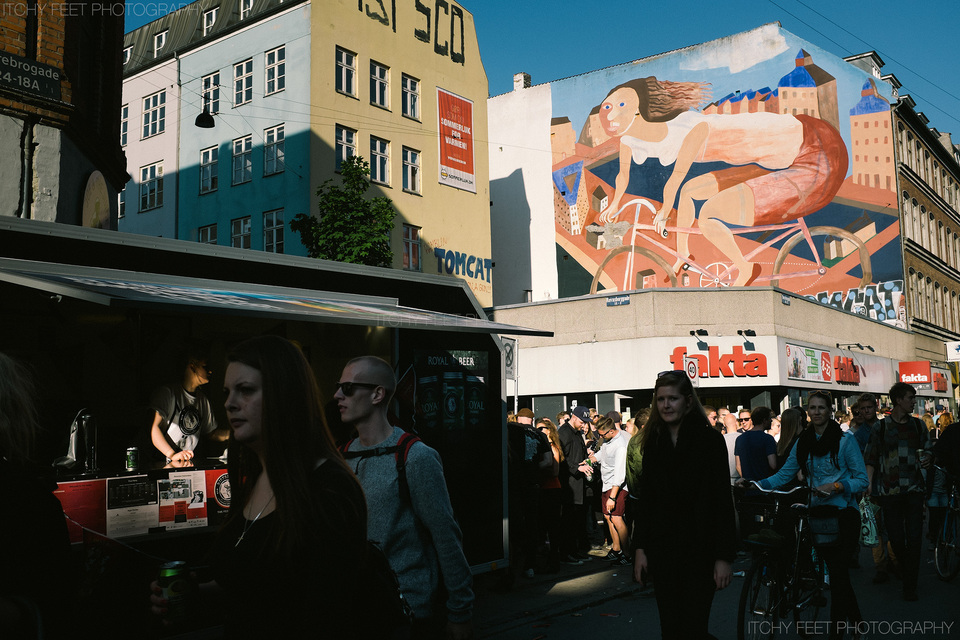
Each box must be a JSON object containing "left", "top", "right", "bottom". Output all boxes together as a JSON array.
[
  {"left": 754, "top": 390, "right": 868, "bottom": 639},
  {"left": 632, "top": 370, "right": 737, "bottom": 639},
  {"left": 152, "top": 336, "right": 373, "bottom": 638}
]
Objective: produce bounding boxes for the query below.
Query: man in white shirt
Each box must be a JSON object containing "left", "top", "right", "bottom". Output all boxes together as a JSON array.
[{"left": 581, "top": 416, "right": 630, "bottom": 565}]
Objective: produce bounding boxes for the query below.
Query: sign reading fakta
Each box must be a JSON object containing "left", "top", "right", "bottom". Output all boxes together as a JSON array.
[
  {"left": 833, "top": 355, "right": 861, "bottom": 385},
  {"left": 670, "top": 346, "right": 767, "bottom": 378}
]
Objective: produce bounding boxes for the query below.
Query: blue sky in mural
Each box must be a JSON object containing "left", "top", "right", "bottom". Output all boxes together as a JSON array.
[{"left": 124, "top": 0, "right": 960, "bottom": 134}]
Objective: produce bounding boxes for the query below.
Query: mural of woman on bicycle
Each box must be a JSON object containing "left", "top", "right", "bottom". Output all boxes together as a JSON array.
[{"left": 596, "top": 75, "right": 848, "bottom": 286}]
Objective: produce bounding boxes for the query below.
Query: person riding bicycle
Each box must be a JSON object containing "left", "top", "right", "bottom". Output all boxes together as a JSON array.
[{"left": 743, "top": 391, "right": 867, "bottom": 640}]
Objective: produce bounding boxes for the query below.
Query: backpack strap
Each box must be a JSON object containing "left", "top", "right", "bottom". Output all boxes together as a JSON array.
[{"left": 341, "top": 432, "right": 422, "bottom": 505}]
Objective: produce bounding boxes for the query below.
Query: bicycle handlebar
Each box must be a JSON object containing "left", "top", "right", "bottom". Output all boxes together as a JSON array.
[{"left": 739, "top": 481, "right": 807, "bottom": 496}]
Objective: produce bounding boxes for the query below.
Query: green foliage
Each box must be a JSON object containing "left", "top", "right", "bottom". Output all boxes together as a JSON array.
[{"left": 291, "top": 156, "right": 396, "bottom": 267}]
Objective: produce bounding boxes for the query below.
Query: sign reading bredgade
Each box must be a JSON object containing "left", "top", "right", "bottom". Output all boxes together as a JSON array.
[{"left": 437, "top": 87, "right": 475, "bottom": 193}]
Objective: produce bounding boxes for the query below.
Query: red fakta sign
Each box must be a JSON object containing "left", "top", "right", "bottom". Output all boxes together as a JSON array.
[
  {"left": 670, "top": 346, "right": 767, "bottom": 378},
  {"left": 898, "top": 361, "right": 931, "bottom": 385},
  {"left": 833, "top": 355, "right": 861, "bottom": 385}
]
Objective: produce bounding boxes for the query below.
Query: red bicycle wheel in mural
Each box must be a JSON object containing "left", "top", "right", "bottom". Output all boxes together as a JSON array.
[
  {"left": 770, "top": 225, "right": 873, "bottom": 289},
  {"left": 590, "top": 245, "right": 677, "bottom": 294}
]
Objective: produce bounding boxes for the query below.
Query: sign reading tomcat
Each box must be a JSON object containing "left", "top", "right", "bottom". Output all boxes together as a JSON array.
[{"left": 669, "top": 346, "right": 768, "bottom": 378}]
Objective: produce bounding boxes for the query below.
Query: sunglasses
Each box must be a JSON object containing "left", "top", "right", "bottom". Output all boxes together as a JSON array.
[
  {"left": 336, "top": 381, "right": 380, "bottom": 396},
  {"left": 737, "top": 417, "right": 752, "bottom": 423}
]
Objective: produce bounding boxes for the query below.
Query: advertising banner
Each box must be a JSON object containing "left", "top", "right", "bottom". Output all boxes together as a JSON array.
[
  {"left": 437, "top": 88, "right": 476, "bottom": 193},
  {"left": 786, "top": 343, "right": 833, "bottom": 383},
  {"left": 946, "top": 341, "right": 960, "bottom": 362}
]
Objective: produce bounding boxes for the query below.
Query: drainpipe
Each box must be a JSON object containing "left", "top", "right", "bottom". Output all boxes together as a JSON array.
[{"left": 17, "top": 117, "right": 38, "bottom": 219}]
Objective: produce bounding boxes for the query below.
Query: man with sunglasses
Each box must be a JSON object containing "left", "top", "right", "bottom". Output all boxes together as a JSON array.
[{"left": 336, "top": 356, "right": 474, "bottom": 640}]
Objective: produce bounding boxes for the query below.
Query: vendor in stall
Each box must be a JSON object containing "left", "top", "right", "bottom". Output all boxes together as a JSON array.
[{"left": 149, "top": 351, "right": 228, "bottom": 464}]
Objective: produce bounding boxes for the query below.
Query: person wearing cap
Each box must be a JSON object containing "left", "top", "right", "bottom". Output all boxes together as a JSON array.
[
  {"left": 572, "top": 406, "right": 606, "bottom": 553},
  {"left": 557, "top": 408, "right": 589, "bottom": 564},
  {"left": 509, "top": 408, "right": 553, "bottom": 578}
]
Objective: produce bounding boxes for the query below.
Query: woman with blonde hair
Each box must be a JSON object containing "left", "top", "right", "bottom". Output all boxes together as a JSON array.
[{"left": 537, "top": 418, "right": 565, "bottom": 571}]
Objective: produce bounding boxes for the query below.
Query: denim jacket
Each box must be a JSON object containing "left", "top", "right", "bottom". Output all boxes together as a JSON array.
[{"left": 759, "top": 429, "right": 868, "bottom": 509}]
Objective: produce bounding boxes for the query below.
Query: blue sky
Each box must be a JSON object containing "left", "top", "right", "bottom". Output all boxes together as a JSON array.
[{"left": 125, "top": 0, "right": 960, "bottom": 134}]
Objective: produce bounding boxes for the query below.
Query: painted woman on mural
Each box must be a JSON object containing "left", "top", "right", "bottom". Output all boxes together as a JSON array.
[{"left": 597, "top": 77, "right": 848, "bottom": 286}]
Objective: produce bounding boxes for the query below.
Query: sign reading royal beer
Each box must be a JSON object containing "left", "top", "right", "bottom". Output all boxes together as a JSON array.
[{"left": 669, "top": 346, "right": 767, "bottom": 378}]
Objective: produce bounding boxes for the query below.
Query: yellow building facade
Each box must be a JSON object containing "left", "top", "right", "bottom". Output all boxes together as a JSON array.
[{"left": 310, "top": 0, "right": 493, "bottom": 306}]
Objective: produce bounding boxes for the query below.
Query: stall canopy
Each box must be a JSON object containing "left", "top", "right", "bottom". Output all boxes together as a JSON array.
[{"left": 0, "top": 258, "right": 552, "bottom": 337}]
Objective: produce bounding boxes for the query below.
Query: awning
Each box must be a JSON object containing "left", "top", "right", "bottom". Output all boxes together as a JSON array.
[{"left": 0, "top": 258, "right": 553, "bottom": 336}]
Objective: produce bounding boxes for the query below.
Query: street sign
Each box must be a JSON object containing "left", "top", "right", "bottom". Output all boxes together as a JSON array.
[
  {"left": 946, "top": 341, "right": 960, "bottom": 362},
  {"left": 503, "top": 337, "right": 517, "bottom": 380}
]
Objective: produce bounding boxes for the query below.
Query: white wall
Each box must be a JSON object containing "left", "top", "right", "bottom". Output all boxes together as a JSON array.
[{"left": 488, "top": 84, "right": 558, "bottom": 305}]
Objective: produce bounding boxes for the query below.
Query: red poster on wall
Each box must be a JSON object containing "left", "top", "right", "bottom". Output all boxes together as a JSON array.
[{"left": 437, "top": 87, "right": 476, "bottom": 193}]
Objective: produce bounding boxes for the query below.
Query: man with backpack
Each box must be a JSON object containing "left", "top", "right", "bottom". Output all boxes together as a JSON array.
[
  {"left": 864, "top": 381, "right": 932, "bottom": 601},
  {"left": 336, "top": 356, "right": 474, "bottom": 639}
]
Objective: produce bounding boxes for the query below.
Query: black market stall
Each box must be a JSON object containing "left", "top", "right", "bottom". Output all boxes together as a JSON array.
[{"left": 0, "top": 218, "right": 550, "bottom": 632}]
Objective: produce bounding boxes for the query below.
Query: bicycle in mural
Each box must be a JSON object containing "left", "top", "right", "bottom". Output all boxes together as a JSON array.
[{"left": 586, "top": 198, "right": 873, "bottom": 294}]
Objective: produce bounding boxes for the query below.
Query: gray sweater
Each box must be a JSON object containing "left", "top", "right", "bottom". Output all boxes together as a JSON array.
[{"left": 346, "top": 427, "right": 474, "bottom": 623}]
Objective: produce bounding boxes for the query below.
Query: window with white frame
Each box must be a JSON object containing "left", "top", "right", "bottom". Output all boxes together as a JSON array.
[
  {"left": 200, "top": 146, "right": 218, "bottom": 193},
  {"left": 265, "top": 46, "right": 285, "bottom": 95},
  {"left": 370, "top": 137, "right": 389, "bottom": 185},
  {"left": 231, "top": 216, "right": 251, "bottom": 249},
  {"left": 141, "top": 90, "right": 165, "bottom": 138},
  {"left": 234, "top": 58, "right": 253, "bottom": 106},
  {"left": 239, "top": 0, "right": 252, "bottom": 19},
  {"left": 263, "top": 125, "right": 284, "bottom": 175},
  {"left": 402, "top": 147, "right": 420, "bottom": 194},
  {"left": 199, "top": 224, "right": 217, "bottom": 245},
  {"left": 120, "top": 104, "right": 128, "bottom": 146},
  {"left": 402, "top": 225, "right": 421, "bottom": 271},
  {"left": 263, "top": 209, "right": 284, "bottom": 253},
  {"left": 203, "top": 8, "right": 217, "bottom": 36},
  {"left": 202, "top": 72, "right": 220, "bottom": 114},
  {"left": 118, "top": 189, "right": 125, "bottom": 219},
  {"left": 139, "top": 162, "right": 163, "bottom": 211},
  {"left": 153, "top": 31, "right": 167, "bottom": 58},
  {"left": 123, "top": 47, "right": 132, "bottom": 65},
  {"left": 335, "top": 124, "right": 356, "bottom": 171},
  {"left": 401, "top": 74, "right": 419, "bottom": 120},
  {"left": 335, "top": 47, "right": 356, "bottom": 96},
  {"left": 370, "top": 61, "right": 388, "bottom": 108},
  {"left": 232, "top": 135, "right": 252, "bottom": 185}
]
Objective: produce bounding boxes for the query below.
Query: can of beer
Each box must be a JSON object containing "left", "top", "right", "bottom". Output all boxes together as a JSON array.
[
  {"left": 158, "top": 561, "right": 194, "bottom": 624},
  {"left": 125, "top": 447, "right": 139, "bottom": 472}
]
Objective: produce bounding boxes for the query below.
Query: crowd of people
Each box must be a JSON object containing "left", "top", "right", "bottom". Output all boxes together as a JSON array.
[{"left": 506, "top": 378, "right": 960, "bottom": 639}]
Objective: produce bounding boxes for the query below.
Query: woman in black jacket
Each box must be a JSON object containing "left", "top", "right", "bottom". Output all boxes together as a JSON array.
[{"left": 633, "top": 370, "right": 737, "bottom": 639}]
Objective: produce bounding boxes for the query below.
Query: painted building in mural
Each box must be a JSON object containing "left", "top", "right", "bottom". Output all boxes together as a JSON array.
[
  {"left": 121, "top": 0, "right": 493, "bottom": 306},
  {"left": 489, "top": 23, "right": 905, "bottom": 323}
]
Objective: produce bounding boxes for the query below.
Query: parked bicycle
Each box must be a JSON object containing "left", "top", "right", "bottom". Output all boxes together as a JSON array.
[
  {"left": 735, "top": 483, "right": 828, "bottom": 640},
  {"left": 932, "top": 464, "right": 960, "bottom": 581}
]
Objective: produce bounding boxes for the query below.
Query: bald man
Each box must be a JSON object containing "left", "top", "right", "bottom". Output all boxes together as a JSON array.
[{"left": 335, "top": 356, "right": 474, "bottom": 640}]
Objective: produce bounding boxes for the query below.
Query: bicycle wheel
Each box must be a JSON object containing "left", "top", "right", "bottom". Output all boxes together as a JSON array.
[
  {"left": 793, "top": 547, "right": 827, "bottom": 638},
  {"left": 935, "top": 511, "right": 960, "bottom": 581},
  {"left": 770, "top": 226, "right": 873, "bottom": 289},
  {"left": 738, "top": 555, "right": 778, "bottom": 640},
  {"left": 590, "top": 245, "right": 677, "bottom": 293}
]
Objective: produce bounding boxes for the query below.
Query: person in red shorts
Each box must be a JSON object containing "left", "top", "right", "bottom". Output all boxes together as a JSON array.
[{"left": 580, "top": 416, "right": 631, "bottom": 565}]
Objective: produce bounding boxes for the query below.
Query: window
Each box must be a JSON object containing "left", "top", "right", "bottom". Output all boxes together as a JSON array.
[
  {"left": 335, "top": 124, "right": 356, "bottom": 171},
  {"left": 402, "top": 147, "right": 420, "bottom": 193},
  {"left": 203, "top": 8, "right": 217, "bottom": 36},
  {"left": 402, "top": 225, "right": 421, "bottom": 271},
  {"left": 123, "top": 47, "right": 132, "bottom": 65},
  {"left": 139, "top": 162, "right": 163, "bottom": 211},
  {"left": 264, "top": 124, "right": 284, "bottom": 175},
  {"left": 335, "top": 47, "right": 356, "bottom": 96},
  {"left": 141, "top": 90, "right": 165, "bottom": 138},
  {"left": 199, "top": 224, "right": 217, "bottom": 245},
  {"left": 265, "top": 46, "right": 285, "bottom": 95},
  {"left": 120, "top": 104, "right": 128, "bottom": 146},
  {"left": 118, "top": 189, "right": 125, "bottom": 219},
  {"left": 234, "top": 58, "right": 253, "bottom": 106},
  {"left": 232, "top": 135, "right": 252, "bottom": 185},
  {"left": 239, "top": 0, "right": 252, "bottom": 19},
  {"left": 200, "top": 146, "right": 218, "bottom": 193},
  {"left": 153, "top": 31, "right": 167, "bottom": 58},
  {"left": 370, "top": 137, "right": 389, "bottom": 185},
  {"left": 231, "top": 216, "right": 251, "bottom": 249},
  {"left": 370, "top": 61, "right": 388, "bottom": 108},
  {"left": 202, "top": 72, "right": 220, "bottom": 114},
  {"left": 401, "top": 74, "right": 419, "bottom": 120},
  {"left": 263, "top": 209, "right": 284, "bottom": 253}
]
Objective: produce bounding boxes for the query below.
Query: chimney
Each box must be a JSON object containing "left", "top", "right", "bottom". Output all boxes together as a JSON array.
[{"left": 513, "top": 72, "right": 531, "bottom": 91}]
